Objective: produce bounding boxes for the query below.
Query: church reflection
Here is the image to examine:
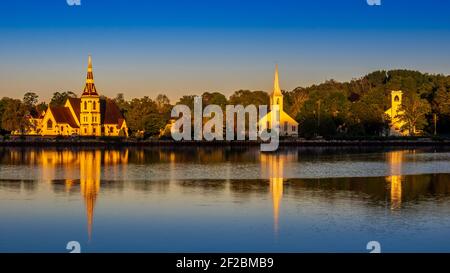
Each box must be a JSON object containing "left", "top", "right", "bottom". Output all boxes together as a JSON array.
[
  {"left": 386, "top": 150, "right": 406, "bottom": 210},
  {"left": 35, "top": 149, "right": 128, "bottom": 240},
  {"left": 260, "top": 152, "right": 296, "bottom": 235}
]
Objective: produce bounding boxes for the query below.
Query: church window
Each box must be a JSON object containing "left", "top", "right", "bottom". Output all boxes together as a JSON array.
[
  {"left": 93, "top": 128, "right": 96, "bottom": 134},
  {"left": 93, "top": 101, "right": 96, "bottom": 110},
  {"left": 84, "top": 128, "right": 87, "bottom": 134},
  {"left": 292, "top": 125, "right": 296, "bottom": 132},
  {"left": 84, "top": 101, "right": 87, "bottom": 110},
  {"left": 109, "top": 127, "right": 114, "bottom": 133},
  {"left": 284, "top": 122, "right": 288, "bottom": 132},
  {"left": 394, "top": 96, "right": 400, "bottom": 102},
  {"left": 47, "top": 120, "right": 53, "bottom": 129}
]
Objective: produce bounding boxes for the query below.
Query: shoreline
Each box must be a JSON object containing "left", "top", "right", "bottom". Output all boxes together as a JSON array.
[{"left": 1, "top": 138, "right": 450, "bottom": 147}]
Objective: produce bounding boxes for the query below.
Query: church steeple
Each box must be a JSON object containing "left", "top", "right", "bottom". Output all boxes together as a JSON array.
[
  {"left": 82, "top": 55, "right": 99, "bottom": 97},
  {"left": 272, "top": 64, "right": 282, "bottom": 97},
  {"left": 270, "top": 65, "right": 283, "bottom": 112}
]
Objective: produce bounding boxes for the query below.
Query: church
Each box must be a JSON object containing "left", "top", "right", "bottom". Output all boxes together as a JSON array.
[
  {"left": 258, "top": 65, "right": 298, "bottom": 137},
  {"left": 17, "top": 56, "right": 128, "bottom": 137},
  {"left": 385, "top": 90, "right": 411, "bottom": 136}
]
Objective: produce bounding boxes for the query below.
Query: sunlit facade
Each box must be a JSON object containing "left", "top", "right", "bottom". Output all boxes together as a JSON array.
[
  {"left": 259, "top": 65, "right": 298, "bottom": 137},
  {"left": 14, "top": 56, "right": 128, "bottom": 137}
]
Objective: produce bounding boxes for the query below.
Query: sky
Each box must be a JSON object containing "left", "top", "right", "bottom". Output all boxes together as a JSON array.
[{"left": 1, "top": 0, "right": 450, "bottom": 102}]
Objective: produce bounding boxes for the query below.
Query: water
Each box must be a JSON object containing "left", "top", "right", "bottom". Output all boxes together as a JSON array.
[{"left": 1, "top": 146, "right": 450, "bottom": 253}]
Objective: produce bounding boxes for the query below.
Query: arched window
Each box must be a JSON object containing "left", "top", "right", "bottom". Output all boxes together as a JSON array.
[
  {"left": 394, "top": 96, "right": 400, "bottom": 102},
  {"left": 84, "top": 101, "right": 87, "bottom": 110},
  {"left": 93, "top": 101, "right": 96, "bottom": 110},
  {"left": 47, "top": 120, "right": 53, "bottom": 129}
]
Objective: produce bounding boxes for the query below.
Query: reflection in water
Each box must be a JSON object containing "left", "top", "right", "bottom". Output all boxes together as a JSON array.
[
  {"left": 79, "top": 151, "right": 101, "bottom": 240},
  {"left": 36, "top": 149, "right": 129, "bottom": 240},
  {"left": 387, "top": 151, "right": 405, "bottom": 210},
  {"left": 261, "top": 152, "right": 297, "bottom": 235},
  {"left": 3, "top": 147, "right": 450, "bottom": 252}
]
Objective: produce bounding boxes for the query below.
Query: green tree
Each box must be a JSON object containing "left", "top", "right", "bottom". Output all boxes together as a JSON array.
[
  {"left": 155, "top": 94, "right": 172, "bottom": 114},
  {"left": 202, "top": 92, "right": 227, "bottom": 108},
  {"left": 23, "top": 92, "right": 39, "bottom": 108},
  {"left": 228, "top": 90, "right": 268, "bottom": 107},
  {"left": 50, "top": 91, "right": 77, "bottom": 106},
  {"left": 125, "top": 97, "right": 167, "bottom": 137},
  {"left": 398, "top": 93, "right": 432, "bottom": 136},
  {"left": 1, "top": 99, "right": 31, "bottom": 133},
  {"left": 177, "top": 95, "right": 197, "bottom": 111}
]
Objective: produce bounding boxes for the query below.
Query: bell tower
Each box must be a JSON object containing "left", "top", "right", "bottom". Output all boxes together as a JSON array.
[
  {"left": 390, "top": 90, "right": 403, "bottom": 121},
  {"left": 80, "top": 55, "right": 101, "bottom": 136},
  {"left": 270, "top": 64, "right": 283, "bottom": 112}
]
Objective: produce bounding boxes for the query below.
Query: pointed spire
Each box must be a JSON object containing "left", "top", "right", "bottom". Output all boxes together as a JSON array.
[
  {"left": 82, "top": 55, "right": 98, "bottom": 96},
  {"left": 272, "top": 64, "right": 282, "bottom": 96}
]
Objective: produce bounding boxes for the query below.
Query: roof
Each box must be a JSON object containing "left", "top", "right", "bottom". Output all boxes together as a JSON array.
[
  {"left": 82, "top": 56, "right": 99, "bottom": 97},
  {"left": 49, "top": 106, "right": 79, "bottom": 128},
  {"left": 272, "top": 64, "right": 283, "bottom": 97},
  {"left": 68, "top": 98, "right": 81, "bottom": 118},
  {"left": 100, "top": 99, "right": 125, "bottom": 125},
  {"left": 50, "top": 97, "right": 125, "bottom": 127}
]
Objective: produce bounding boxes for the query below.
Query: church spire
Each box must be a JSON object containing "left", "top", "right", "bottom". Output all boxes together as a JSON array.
[
  {"left": 272, "top": 64, "right": 282, "bottom": 96},
  {"left": 82, "top": 55, "right": 99, "bottom": 96}
]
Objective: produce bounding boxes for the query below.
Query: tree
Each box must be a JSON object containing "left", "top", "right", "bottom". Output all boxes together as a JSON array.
[
  {"left": 201, "top": 92, "right": 227, "bottom": 107},
  {"left": 177, "top": 95, "right": 196, "bottom": 111},
  {"left": 229, "top": 90, "right": 268, "bottom": 107},
  {"left": 398, "top": 93, "right": 432, "bottom": 136},
  {"left": 434, "top": 85, "right": 450, "bottom": 116},
  {"left": 36, "top": 102, "right": 48, "bottom": 113},
  {"left": 297, "top": 90, "right": 349, "bottom": 137},
  {"left": 155, "top": 94, "right": 172, "bottom": 117},
  {"left": 125, "top": 97, "right": 168, "bottom": 137},
  {"left": 1, "top": 99, "right": 31, "bottom": 133},
  {"left": 50, "top": 91, "right": 77, "bottom": 106},
  {"left": 23, "top": 92, "right": 39, "bottom": 108}
]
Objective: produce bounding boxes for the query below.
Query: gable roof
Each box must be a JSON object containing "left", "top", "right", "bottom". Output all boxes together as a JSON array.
[
  {"left": 56, "top": 97, "right": 125, "bottom": 127},
  {"left": 100, "top": 99, "right": 125, "bottom": 125},
  {"left": 49, "top": 106, "right": 79, "bottom": 128},
  {"left": 67, "top": 97, "right": 81, "bottom": 118}
]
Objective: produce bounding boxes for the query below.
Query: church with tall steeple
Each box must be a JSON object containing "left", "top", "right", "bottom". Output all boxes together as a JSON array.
[
  {"left": 259, "top": 65, "right": 298, "bottom": 136},
  {"left": 16, "top": 56, "right": 128, "bottom": 137}
]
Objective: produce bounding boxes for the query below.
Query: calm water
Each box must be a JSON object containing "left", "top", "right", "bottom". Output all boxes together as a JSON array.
[{"left": 1, "top": 146, "right": 450, "bottom": 253}]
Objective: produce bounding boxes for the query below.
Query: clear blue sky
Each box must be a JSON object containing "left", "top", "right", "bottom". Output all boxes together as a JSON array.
[{"left": 1, "top": 0, "right": 450, "bottom": 102}]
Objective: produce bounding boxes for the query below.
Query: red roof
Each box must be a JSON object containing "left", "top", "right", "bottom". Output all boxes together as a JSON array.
[
  {"left": 101, "top": 99, "right": 125, "bottom": 125},
  {"left": 49, "top": 106, "right": 79, "bottom": 128},
  {"left": 51, "top": 98, "right": 125, "bottom": 127},
  {"left": 68, "top": 98, "right": 81, "bottom": 118}
]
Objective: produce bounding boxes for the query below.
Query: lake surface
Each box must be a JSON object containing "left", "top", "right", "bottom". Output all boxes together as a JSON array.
[{"left": 1, "top": 146, "right": 450, "bottom": 253}]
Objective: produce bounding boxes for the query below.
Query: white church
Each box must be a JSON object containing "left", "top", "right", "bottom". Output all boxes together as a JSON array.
[{"left": 259, "top": 65, "right": 299, "bottom": 136}]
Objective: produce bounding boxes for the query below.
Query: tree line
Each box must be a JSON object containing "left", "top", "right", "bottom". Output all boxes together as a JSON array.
[{"left": 1, "top": 69, "right": 449, "bottom": 138}]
